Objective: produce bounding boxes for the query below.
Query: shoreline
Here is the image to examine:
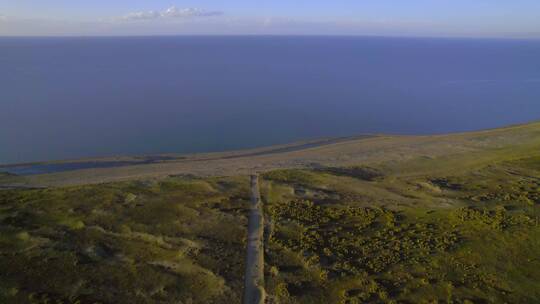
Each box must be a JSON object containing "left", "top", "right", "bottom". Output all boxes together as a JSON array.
[{"left": 0, "top": 121, "right": 539, "bottom": 188}]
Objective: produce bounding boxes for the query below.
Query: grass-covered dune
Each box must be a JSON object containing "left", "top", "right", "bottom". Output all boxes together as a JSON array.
[
  {"left": 1, "top": 121, "right": 539, "bottom": 303},
  {"left": 261, "top": 156, "right": 540, "bottom": 303},
  {"left": 0, "top": 177, "right": 251, "bottom": 303}
]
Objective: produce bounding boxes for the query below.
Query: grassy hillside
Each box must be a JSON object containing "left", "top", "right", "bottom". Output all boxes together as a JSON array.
[
  {"left": 1, "top": 122, "right": 539, "bottom": 303},
  {"left": 0, "top": 176, "right": 250, "bottom": 303},
  {"left": 261, "top": 152, "right": 540, "bottom": 303}
]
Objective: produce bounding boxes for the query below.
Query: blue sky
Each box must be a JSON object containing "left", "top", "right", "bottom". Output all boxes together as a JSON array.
[{"left": 1, "top": 1, "right": 540, "bottom": 37}]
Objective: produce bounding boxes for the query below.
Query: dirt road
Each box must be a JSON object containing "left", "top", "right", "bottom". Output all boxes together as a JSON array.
[{"left": 243, "top": 174, "right": 266, "bottom": 304}]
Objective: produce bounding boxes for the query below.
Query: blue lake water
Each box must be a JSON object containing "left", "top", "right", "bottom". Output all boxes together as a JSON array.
[{"left": 1, "top": 36, "right": 539, "bottom": 165}]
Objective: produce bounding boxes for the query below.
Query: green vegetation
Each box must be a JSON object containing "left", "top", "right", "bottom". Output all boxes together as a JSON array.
[
  {"left": 1, "top": 123, "right": 540, "bottom": 303},
  {"left": 0, "top": 176, "right": 250, "bottom": 303},
  {"left": 262, "top": 155, "right": 540, "bottom": 303}
]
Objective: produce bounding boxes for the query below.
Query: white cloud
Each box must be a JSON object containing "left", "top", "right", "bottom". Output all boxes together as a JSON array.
[
  {"left": 162, "top": 7, "right": 223, "bottom": 18},
  {"left": 122, "top": 6, "right": 223, "bottom": 21},
  {"left": 122, "top": 11, "right": 161, "bottom": 21}
]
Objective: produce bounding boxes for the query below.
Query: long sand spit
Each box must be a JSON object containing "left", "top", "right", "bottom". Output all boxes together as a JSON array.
[{"left": 1, "top": 121, "right": 540, "bottom": 188}]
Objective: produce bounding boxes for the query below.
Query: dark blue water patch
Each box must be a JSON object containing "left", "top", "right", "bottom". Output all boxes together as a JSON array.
[
  {"left": 0, "top": 156, "right": 181, "bottom": 176},
  {"left": 0, "top": 137, "right": 365, "bottom": 175},
  {"left": 0, "top": 36, "right": 539, "bottom": 164}
]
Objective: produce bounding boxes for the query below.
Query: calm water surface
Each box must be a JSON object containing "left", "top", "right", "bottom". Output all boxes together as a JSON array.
[{"left": 1, "top": 36, "right": 539, "bottom": 165}]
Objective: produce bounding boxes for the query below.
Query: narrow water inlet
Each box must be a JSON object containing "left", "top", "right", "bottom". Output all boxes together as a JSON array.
[{"left": 243, "top": 174, "right": 266, "bottom": 304}]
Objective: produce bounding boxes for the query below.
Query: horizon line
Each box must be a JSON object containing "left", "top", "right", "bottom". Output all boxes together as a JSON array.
[{"left": 1, "top": 33, "right": 540, "bottom": 41}]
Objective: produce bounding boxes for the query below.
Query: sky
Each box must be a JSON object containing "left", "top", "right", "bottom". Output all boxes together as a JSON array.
[{"left": 1, "top": 1, "right": 540, "bottom": 37}]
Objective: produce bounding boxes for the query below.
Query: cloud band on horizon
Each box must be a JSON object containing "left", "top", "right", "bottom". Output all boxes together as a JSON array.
[{"left": 121, "top": 6, "right": 224, "bottom": 21}]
